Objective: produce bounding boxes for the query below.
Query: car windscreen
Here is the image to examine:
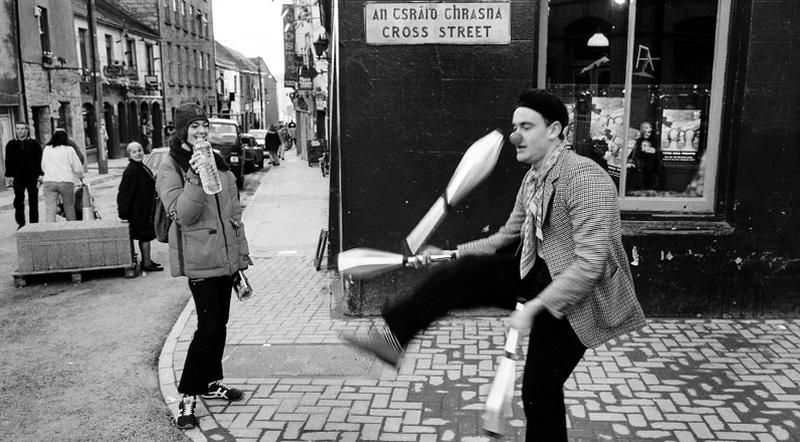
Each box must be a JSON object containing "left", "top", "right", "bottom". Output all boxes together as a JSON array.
[{"left": 208, "top": 123, "right": 238, "bottom": 144}]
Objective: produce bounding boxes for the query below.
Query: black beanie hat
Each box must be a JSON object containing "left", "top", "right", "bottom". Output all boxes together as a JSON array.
[
  {"left": 517, "top": 88, "right": 569, "bottom": 135},
  {"left": 174, "top": 102, "right": 208, "bottom": 141}
]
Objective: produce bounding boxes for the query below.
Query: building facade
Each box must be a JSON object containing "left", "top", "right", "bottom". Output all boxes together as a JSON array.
[
  {"left": 115, "top": 0, "right": 216, "bottom": 128},
  {"left": 0, "top": 0, "right": 23, "bottom": 183},
  {"left": 248, "top": 57, "right": 280, "bottom": 129},
  {"left": 328, "top": 0, "right": 800, "bottom": 317},
  {"left": 72, "top": 0, "right": 164, "bottom": 158},
  {"left": 16, "top": 0, "right": 83, "bottom": 155}
]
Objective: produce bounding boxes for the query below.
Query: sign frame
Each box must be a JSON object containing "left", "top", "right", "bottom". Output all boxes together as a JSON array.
[{"left": 364, "top": 1, "right": 511, "bottom": 46}]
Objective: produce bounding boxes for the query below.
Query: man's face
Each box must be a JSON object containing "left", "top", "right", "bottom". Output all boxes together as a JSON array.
[
  {"left": 511, "top": 107, "right": 561, "bottom": 166},
  {"left": 14, "top": 124, "right": 28, "bottom": 139}
]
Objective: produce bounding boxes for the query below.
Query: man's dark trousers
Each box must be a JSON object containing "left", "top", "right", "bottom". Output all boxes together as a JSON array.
[
  {"left": 13, "top": 177, "right": 39, "bottom": 227},
  {"left": 178, "top": 275, "right": 233, "bottom": 395},
  {"left": 382, "top": 255, "right": 587, "bottom": 441}
]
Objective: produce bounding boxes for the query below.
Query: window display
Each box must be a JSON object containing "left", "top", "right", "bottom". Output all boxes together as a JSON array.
[{"left": 541, "top": 0, "right": 730, "bottom": 213}]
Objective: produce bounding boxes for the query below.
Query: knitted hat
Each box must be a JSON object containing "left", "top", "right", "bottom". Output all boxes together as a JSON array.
[
  {"left": 516, "top": 89, "right": 569, "bottom": 135},
  {"left": 174, "top": 102, "right": 208, "bottom": 141}
]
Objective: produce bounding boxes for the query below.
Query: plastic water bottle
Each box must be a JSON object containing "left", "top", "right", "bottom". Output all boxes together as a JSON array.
[{"left": 194, "top": 140, "right": 222, "bottom": 195}]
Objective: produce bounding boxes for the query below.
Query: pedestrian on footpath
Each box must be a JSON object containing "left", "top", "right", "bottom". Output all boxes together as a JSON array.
[
  {"left": 343, "top": 88, "right": 646, "bottom": 442},
  {"left": 116, "top": 142, "right": 162, "bottom": 272},
  {"left": 264, "top": 124, "right": 281, "bottom": 165},
  {"left": 41, "top": 130, "right": 84, "bottom": 222},
  {"left": 156, "top": 102, "right": 252, "bottom": 430},
  {"left": 4, "top": 123, "right": 43, "bottom": 229}
]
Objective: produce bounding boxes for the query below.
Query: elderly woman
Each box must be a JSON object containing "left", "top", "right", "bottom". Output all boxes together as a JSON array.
[
  {"left": 117, "top": 142, "right": 162, "bottom": 272},
  {"left": 41, "top": 130, "right": 84, "bottom": 222},
  {"left": 156, "top": 102, "right": 251, "bottom": 430}
]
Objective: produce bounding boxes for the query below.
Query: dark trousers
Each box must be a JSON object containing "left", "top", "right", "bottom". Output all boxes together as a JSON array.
[
  {"left": 13, "top": 177, "right": 39, "bottom": 227},
  {"left": 383, "top": 255, "right": 587, "bottom": 442},
  {"left": 178, "top": 274, "right": 233, "bottom": 395}
]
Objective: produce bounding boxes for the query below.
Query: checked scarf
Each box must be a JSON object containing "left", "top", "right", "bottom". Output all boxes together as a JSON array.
[{"left": 519, "top": 142, "right": 567, "bottom": 279}]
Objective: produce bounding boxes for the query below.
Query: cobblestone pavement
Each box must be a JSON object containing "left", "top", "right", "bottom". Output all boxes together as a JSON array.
[{"left": 159, "top": 153, "right": 800, "bottom": 442}]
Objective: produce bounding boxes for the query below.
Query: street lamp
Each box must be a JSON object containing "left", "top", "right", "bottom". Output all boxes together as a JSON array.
[{"left": 313, "top": 35, "right": 329, "bottom": 60}]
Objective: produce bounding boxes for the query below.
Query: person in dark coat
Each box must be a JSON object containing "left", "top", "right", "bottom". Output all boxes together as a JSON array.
[
  {"left": 264, "top": 124, "right": 281, "bottom": 165},
  {"left": 117, "top": 142, "right": 163, "bottom": 272},
  {"left": 4, "top": 123, "right": 43, "bottom": 229}
]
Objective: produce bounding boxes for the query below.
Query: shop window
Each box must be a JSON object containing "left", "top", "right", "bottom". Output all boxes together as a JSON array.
[{"left": 540, "top": 0, "right": 730, "bottom": 213}]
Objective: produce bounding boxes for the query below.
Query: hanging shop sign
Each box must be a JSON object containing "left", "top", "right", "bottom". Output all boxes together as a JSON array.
[
  {"left": 364, "top": 2, "right": 510, "bottom": 45},
  {"left": 283, "top": 4, "right": 299, "bottom": 86}
]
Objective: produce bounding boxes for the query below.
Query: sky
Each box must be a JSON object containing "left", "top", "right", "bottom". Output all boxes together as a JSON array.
[{"left": 212, "top": 0, "right": 286, "bottom": 82}]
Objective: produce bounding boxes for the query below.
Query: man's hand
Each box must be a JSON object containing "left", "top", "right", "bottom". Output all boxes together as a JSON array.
[
  {"left": 508, "top": 298, "right": 545, "bottom": 334},
  {"left": 407, "top": 245, "right": 444, "bottom": 269},
  {"left": 7, "top": 177, "right": 13, "bottom": 186}
]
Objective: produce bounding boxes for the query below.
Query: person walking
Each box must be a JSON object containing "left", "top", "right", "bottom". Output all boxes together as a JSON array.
[
  {"left": 41, "top": 130, "right": 84, "bottom": 222},
  {"left": 264, "top": 124, "right": 281, "bottom": 166},
  {"left": 117, "top": 142, "right": 162, "bottom": 272},
  {"left": 343, "top": 88, "right": 646, "bottom": 442},
  {"left": 4, "top": 123, "right": 43, "bottom": 229},
  {"left": 155, "top": 102, "right": 252, "bottom": 430}
]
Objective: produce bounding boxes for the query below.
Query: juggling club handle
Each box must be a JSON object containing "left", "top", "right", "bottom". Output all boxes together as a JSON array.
[{"left": 404, "top": 251, "right": 457, "bottom": 267}]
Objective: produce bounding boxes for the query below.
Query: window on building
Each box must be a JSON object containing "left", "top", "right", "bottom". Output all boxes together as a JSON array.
[
  {"left": 182, "top": 1, "right": 187, "bottom": 28},
  {"left": 164, "top": 0, "right": 170, "bottom": 23},
  {"left": 167, "top": 43, "right": 173, "bottom": 82},
  {"left": 145, "top": 43, "right": 155, "bottom": 75},
  {"left": 185, "top": 47, "right": 191, "bottom": 85},
  {"left": 36, "top": 6, "right": 50, "bottom": 54},
  {"left": 126, "top": 38, "right": 137, "bottom": 70},
  {"left": 104, "top": 34, "right": 114, "bottom": 65},
  {"left": 194, "top": 49, "right": 200, "bottom": 84},
  {"left": 173, "top": 0, "right": 179, "bottom": 24},
  {"left": 204, "top": 13, "right": 209, "bottom": 39},
  {"left": 177, "top": 44, "right": 183, "bottom": 84},
  {"left": 541, "top": 0, "right": 730, "bottom": 213},
  {"left": 190, "top": 6, "right": 195, "bottom": 34},
  {"left": 78, "top": 28, "right": 88, "bottom": 70}
]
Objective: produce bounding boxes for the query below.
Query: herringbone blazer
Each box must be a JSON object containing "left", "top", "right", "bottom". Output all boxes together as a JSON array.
[{"left": 458, "top": 148, "right": 645, "bottom": 348}]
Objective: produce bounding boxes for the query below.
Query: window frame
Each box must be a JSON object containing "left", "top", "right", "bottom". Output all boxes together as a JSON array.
[
  {"left": 37, "top": 6, "right": 50, "bottom": 54},
  {"left": 537, "top": 0, "right": 732, "bottom": 214}
]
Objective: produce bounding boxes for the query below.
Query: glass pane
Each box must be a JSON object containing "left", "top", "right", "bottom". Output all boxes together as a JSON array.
[
  {"left": 625, "top": 0, "right": 718, "bottom": 198},
  {"left": 546, "top": 0, "right": 633, "bottom": 193}
]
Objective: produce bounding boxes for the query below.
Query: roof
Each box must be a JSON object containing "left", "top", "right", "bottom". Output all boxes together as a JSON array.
[
  {"left": 71, "top": 0, "right": 159, "bottom": 39},
  {"left": 248, "top": 57, "right": 276, "bottom": 80},
  {"left": 215, "top": 41, "right": 258, "bottom": 73}
]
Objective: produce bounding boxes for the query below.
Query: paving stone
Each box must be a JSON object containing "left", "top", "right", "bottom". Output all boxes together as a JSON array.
[{"left": 160, "top": 156, "right": 800, "bottom": 442}]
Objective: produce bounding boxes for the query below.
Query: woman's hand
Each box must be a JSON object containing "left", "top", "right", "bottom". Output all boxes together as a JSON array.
[
  {"left": 507, "top": 298, "right": 544, "bottom": 334},
  {"left": 188, "top": 149, "right": 205, "bottom": 174}
]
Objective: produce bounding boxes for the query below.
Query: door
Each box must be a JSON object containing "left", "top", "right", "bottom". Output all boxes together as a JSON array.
[{"left": 1, "top": 113, "right": 13, "bottom": 189}]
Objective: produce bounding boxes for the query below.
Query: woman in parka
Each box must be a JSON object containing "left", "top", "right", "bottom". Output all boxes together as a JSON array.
[{"left": 155, "top": 102, "right": 251, "bottom": 430}]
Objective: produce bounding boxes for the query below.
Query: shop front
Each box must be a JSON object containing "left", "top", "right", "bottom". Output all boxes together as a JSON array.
[{"left": 331, "top": 0, "right": 800, "bottom": 317}]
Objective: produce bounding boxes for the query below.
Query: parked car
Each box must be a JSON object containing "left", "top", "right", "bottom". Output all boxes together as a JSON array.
[
  {"left": 239, "top": 133, "right": 264, "bottom": 170},
  {"left": 247, "top": 129, "right": 267, "bottom": 149},
  {"left": 144, "top": 147, "right": 170, "bottom": 177},
  {"left": 208, "top": 118, "right": 245, "bottom": 189}
]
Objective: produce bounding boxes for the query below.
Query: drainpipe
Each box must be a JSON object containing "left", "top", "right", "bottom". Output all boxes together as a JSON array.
[{"left": 13, "top": 0, "right": 28, "bottom": 123}]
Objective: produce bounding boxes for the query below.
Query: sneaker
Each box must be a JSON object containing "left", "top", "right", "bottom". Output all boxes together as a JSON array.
[
  {"left": 176, "top": 395, "right": 197, "bottom": 429},
  {"left": 341, "top": 327, "right": 403, "bottom": 368},
  {"left": 202, "top": 381, "right": 244, "bottom": 401}
]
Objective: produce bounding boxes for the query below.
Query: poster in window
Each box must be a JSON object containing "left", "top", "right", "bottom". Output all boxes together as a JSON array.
[{"left": 660, "top": 109, "right": 701, "bottom": 162}]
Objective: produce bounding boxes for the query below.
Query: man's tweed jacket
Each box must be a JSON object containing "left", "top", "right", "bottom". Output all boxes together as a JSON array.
[{"left": 458, "top": 148, "right": 645, "bottom": 348}]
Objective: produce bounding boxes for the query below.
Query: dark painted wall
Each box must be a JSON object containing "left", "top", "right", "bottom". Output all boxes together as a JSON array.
[
  {"left": 337, "top": 0, "right": 800, "bottom": 317},
  {"left": 338, "top": 0, "right": 538, "bottom": 312}
]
